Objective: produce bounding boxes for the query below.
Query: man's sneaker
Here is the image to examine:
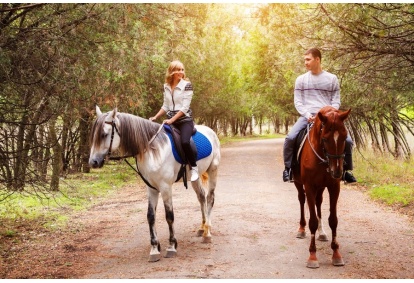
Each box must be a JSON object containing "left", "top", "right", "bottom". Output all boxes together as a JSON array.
[
  {"left": 190, "top": 166, "right": 199, "bottom": 182},
  {"left": 343, "top": 171, "right": 357, "bottom": 184},
  {"left": 283, "top": 168, "right": 291, "bottom": 182}
]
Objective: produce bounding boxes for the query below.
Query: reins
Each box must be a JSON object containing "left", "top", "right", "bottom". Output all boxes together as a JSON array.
[
  {"left": 307, "top": 123, "right": 328, "bottom": 164},
  {"left": 104, "top": 119, "right": 161, "bottom": 191},
  {"left": 148, "top": 122, "right": 165, "bottom": 145}
]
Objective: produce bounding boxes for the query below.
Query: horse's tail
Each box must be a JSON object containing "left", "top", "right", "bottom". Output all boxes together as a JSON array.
[{"left": 201, "top": 172, "right": 209, "bottom": 185}]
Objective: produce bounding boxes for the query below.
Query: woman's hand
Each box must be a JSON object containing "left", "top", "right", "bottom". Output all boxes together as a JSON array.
[{"left": 163, "top": 119, "right": 173, "bottom": 125}]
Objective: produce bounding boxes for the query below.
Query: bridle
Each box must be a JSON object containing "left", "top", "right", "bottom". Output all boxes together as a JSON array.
[
  {"left": 321, "top": 135, "right": 345, "bottom": 162},
  {"left": 307, "top": 120, "right": 345, "bottom": 165},
  {"left": 102, "top": 119, "right": 164, "bottom": 191},
  {"left": 104, "top": 120, "right": 121, "bottom": 161}
]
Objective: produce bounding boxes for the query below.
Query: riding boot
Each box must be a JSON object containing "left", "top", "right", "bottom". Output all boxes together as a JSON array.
[
  {"left": 182, "top": 142, "right": 198, "bottom": 181},
  {"left": 344, "top": 136, "right": 354, "bottom": 171},
  {"left": 283, "top": 167, "right": 291, "bottom": 182},
  {"left": 344, "top": 153, "right": 353, "bottom": 171},
  {"left": 343, "top": 153, "right": 357, "bottom": 183}
]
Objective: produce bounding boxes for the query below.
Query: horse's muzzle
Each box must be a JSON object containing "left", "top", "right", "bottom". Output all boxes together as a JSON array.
[
  {"left": 329, "top": 168, "right": 343, "bottom": 179},
  {"left": 89, "top": 157, "right": 105, "bottom": 168}
]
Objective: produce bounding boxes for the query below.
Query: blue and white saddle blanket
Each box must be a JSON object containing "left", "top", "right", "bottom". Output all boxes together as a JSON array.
[{"left": 163, "top": 124, "right": 212, "bottom": 164}]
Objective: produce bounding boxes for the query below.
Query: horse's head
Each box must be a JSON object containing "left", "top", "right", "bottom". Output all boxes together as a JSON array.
[
  {"left": 89, "top": 105, "right": 121, "bottom": 168},
  {"left": 317, "top": 106, "right": 351, "bottom": 179}
]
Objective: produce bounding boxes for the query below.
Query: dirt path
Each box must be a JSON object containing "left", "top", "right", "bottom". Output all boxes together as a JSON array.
[
  {"left": 4, "top": 138, "right": 413, "bottom": 278},
  {"left": 73, "top": 138, "right": 413, "bottom": 279}
]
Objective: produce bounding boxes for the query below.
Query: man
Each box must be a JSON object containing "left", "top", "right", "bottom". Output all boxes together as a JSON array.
[{"left": 282, "top": 48, "right": 357, "bottom": 183}]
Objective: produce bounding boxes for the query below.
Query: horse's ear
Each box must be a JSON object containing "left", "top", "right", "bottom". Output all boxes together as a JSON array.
[
  {"left": 111, "top": 107, "right": 118, "bottom": 119},
  {"left": 317, "top": 111, "right": 327, "bottom": 123},
  {"left": 96, "top": 105, "right": 102, "bottom": 117},
  {"left": 106, "top": 107, "right": 118, "bottom": 121},
  {"left": 340, "top": 108, "right": 351, "bottom": 121}
]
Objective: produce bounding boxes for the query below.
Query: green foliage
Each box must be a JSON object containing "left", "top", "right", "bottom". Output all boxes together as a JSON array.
[
  {"left": 0, "top": 162, "right": 139, "bottom": 228},
  {"left": 353, "top": 148, "right": 414, "bottom": 207},
  {"left": 370, "top": 185, "right": 413, "bottom": 207},
  {"left": 1, "top": 3, "right": 413, "bottom": 196},
  {"left": 401, "top": 107, "right": 414, "bottom": 119}
]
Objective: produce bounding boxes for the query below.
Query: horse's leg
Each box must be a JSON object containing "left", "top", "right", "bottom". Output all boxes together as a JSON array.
[
  {"left": 191, "top": 177, "right": 208, "bottom": 241},
  {"left": 316, "top": 188, "right": 328, "bottom": 241},
  {"left": 295, "top": 182, "right": 306, "bottom": 238},
  {"left": 147, "top": 187, "right": 161, "bottom": 262},
  {"left": 305, "top": 187, "right": 320, "bottom": 268},
  {"left": 328, "top": 184, "right": 345, "bottom": 266},
  {"left": 203, "top": 165, "right": 219, "bottom": 243},
  {"left": 160, "top": 187, "right": 178, "bottom": 258}
]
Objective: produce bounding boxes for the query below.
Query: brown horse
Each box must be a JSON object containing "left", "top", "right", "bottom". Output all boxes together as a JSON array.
[{"left": 292, "top": 105, "right": 351, "bottom": 268}]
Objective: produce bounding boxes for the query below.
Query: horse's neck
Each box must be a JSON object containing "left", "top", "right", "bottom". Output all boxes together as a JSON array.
[{"left": 136, "top": 132, "right": 173, "bottom": 173}]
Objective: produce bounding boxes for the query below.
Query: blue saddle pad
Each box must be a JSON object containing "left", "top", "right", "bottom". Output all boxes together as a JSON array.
[{"left": 163, "top": 125, "right": 212, "bottom": 164}]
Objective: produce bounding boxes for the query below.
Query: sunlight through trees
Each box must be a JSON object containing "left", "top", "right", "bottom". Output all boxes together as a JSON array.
[{"left": 0, "top": 3, "right": 413, "bottom": 194}]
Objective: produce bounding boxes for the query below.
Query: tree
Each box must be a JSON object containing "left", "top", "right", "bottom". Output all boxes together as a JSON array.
[{"left": 1, "top": 3, "right": 413, "bottom": 198}]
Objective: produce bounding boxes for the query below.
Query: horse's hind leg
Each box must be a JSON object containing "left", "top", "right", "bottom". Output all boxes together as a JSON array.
[
  {"left": 294, "top": 182, "right": 306, "bottom": 239},
  {"left": 192, "top": 175, "right": 209, "bottom": 242},
  {"left": 147, "top": 187, "right": 161, "bottom": 262},
  {"left": 204, "top": 165, "right": 219, "bottom": 243},
  {"left": 328, "top": 185, "right": 344, "bottom": 266},
  {"left": 316, "top": 189, "right": 328, "bottom": 241}
]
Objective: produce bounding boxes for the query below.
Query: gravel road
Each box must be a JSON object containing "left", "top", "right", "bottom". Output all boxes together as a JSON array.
[{"left": 80, "top": 138, "right": 414, "bottom": 279}]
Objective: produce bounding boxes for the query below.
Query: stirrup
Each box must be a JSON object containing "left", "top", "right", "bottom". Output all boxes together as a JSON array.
[{"left": 343, "top": 171, "right": 357, "bottom": 184}]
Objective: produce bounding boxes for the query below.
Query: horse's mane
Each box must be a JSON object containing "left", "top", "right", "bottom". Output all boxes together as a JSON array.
[
  {"left": 90, "top": 112, "right": 169, "bottom": 161},
  {"left": 119, "top": 113, "right": 170, "bottom": 160}
]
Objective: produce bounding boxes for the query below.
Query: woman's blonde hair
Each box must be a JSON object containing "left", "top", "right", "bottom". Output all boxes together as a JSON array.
[{"left": 165, "top": 60, "right": 189, "bottom": 85}]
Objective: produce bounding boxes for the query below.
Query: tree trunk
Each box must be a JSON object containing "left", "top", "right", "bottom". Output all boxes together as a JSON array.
[{"left": 48, "top": 118, "right": 62, "bottom": 191}]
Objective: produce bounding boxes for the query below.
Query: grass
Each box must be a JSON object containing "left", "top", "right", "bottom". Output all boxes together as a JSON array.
[
  {"left": 0, "top": 159, "right": 139, "bottom": 229},
  {"left": 352, "top": 148, "right": 414, "bottom": 208},
  {"left": 370, "top": 185, "right": 413, "bottom": 206}
]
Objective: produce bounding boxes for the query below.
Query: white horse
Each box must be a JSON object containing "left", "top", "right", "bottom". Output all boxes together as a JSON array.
[{"left": 88, "top": 106, "right": 221, "bottom": 262}]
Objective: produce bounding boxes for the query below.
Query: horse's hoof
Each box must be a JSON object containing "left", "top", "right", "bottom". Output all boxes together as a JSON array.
[
  {"left": 332, "top": 257, "right": 345, "bottom": 266},
  {"left": 202, "top": 236, "right": 212, "bottom": 243},
  {"left": 148, "top": 253, "right": 161, "bottom": 262},
  {"left": 296, "top": 231, "right": 306, "bottom": 239},
  {"left": 317, "top": 234, "right": 329, "bottom": 241},
  {"left": 197, "top": 229, "right": 204, "bottom": 237},
  {"left": 165, "top": 248, "right": 177, "bottom": 258},
  {"left": 307, "top": 260, "right": 320, "bottom": 268}
]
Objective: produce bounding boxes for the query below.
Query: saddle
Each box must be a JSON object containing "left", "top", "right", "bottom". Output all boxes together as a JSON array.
[
  {"left": 163, "top": 124, "right": 214, "bottom": 189},
  {"left": 163, "top": 124, "right": 198, "bottom": 165}
]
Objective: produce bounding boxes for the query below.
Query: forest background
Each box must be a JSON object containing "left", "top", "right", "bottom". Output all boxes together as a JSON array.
[{"left": 0, "top": 3, "right": 413, "bottom": 197}]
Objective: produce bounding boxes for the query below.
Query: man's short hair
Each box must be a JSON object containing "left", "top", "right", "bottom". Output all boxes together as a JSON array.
[{"left": 305, "top": 48, "right": 322, "bottom": 61}]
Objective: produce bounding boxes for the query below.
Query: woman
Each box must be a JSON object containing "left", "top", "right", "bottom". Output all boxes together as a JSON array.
[{"left": 149, "top": 60, "right": 199, "bottom": 181}]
